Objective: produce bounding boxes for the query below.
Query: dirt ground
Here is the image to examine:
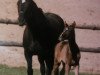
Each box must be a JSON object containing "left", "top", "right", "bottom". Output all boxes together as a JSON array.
[{"left": 0, "top": 0, "right": 100, "bottom": 74}]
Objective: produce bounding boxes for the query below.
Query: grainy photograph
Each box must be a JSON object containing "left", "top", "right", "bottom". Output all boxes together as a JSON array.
[{"left": 0, "top": 0, "right": 100, "bottom": 75}]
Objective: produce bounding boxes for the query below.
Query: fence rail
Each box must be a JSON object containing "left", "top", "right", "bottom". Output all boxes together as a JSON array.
[
  {"left": 0, "top": 19, "right": 100, "bottom": 30},
  {"left": 0, "top": 41, "right": 100, "bottom": 53},
  {"left": 0, "top": 41, "right": 22, "bottom": 47},
  {"left": 0, "top": 19, "right": 18, "bottom": 25},
  {"left": 0, "top": 19, "right": 100, "bottom": 53}
]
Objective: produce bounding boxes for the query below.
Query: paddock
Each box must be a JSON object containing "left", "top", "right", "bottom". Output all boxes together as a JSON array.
[{"left": 0, "top": 0, "right": 100, "bottom": 74}]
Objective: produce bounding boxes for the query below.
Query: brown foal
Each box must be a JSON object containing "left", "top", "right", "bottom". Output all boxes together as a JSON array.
[{"left": 52, "top": 21, "right": 81, "bottom": 75}]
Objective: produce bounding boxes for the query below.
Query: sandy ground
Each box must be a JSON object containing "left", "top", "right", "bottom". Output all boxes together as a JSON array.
[{"left": 0, "top": 0, "right": 100, "bottom": 74}]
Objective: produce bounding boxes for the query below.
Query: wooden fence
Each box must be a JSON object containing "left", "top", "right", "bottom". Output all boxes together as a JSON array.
[
  {"left": 0, "top": 19, "right": 100, "bottom": 53},
  {"left": 0, "top": 19, "right": 100, "bottom": 30}
]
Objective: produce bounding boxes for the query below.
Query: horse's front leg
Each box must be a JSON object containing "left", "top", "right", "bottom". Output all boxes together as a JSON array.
[
  {"left": 74, "top": 53, "right": 80, "bottom": 75},
  {"left": 51, "top": 59, "right": 59, "bottom": 75},
  {"left": 74, "top": 65, "right": 79, "bottom": 75},
  {"left": 24, "top": 50, "right": 33, "bottom": 75},
  {"left": 45, "top": 57, "right": 54, "bottom": 75},
  {"left": 38, "top": 56, "right": 45, "bottom": 75},
  {"left": 65, "top": 64, "right": 70, "bottom": 75}
]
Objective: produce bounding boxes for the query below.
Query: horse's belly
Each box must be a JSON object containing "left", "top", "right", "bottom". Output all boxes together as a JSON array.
[{"left": 59, "top": 45, "right": 67, "bottom": 63}]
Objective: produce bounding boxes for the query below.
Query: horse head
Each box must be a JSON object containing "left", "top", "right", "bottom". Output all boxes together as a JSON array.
[
  {"left": 17, "top": 0, "right": 27, "bottom": 26},
  {"left": 67, "top": 21, "right": 76, "bottom": 40},
  {"left": 59, "top": 21, "right": 76, "bottom": 41},
  {"left": 17, "top": 0, "right": 33, "bottom": 26},
  {"left": 17, "top": 0, "right": 43, "bottom": 26}
]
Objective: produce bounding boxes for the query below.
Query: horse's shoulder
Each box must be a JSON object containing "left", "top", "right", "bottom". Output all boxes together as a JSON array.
[{"left": 44, "top": 12, "right": 64, "bottom": 30}]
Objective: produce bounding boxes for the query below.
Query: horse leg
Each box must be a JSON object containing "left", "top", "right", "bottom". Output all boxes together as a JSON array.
[
  {"left": 74, "top": 65, "right": 79, "bottom": 75},
  {"left": 65, "top": 64, "right": 70, "bottom": 75},
  {"left": 24, "top": 51, "right": 33, "bottom": 75},
  {"left": 38, "top": 56, "right": 45, "bottom": 75},
  {"left": 51, "top": 59, "right": 59, "bottom": 75},
  {"left": 45, "top": 57, "right": 54, "bottom": 75},
  {"left": 74, "top": 53, "right": 80, "bottom": 75},
  {"left": 60, "top": 61, "right": 65, "bottom": 75}
]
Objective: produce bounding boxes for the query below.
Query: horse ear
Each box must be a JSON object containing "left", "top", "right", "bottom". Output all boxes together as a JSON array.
[
  {"left": 72, "top": 21, "right": 76, "bottom": 27},
  {"left": 64, "top": 21, "right": 68, "bottom": 27}
]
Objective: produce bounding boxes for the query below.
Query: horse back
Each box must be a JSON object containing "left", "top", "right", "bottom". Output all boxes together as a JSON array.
[{"left": 45, "top": 13, "right": 64, "bottom": 34}]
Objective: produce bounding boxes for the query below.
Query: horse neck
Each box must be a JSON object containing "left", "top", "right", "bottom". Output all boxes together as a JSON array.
[
  {"left": 24, "top": 0, "right": 47, "bottom": 29},
  {"left": 68, "top": 31, "right": 76, "bottom": 45}
]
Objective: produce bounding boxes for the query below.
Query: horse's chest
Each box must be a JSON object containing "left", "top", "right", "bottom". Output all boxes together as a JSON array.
[{"left": 59, "top": 46, "right": 67, "bottom": 63}]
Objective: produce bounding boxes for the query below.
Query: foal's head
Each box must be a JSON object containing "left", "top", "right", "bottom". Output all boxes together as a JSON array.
[{"left": 59, "top": 21, "right": 76, "bottom": 41}]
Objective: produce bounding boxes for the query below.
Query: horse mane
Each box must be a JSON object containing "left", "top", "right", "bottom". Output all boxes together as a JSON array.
[{"left": 23, "top": 0, "right": 49, "bottom": 34}]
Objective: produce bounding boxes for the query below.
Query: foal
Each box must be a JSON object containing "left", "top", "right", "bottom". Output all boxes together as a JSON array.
[{"left": 52, "top": 21, "right": 81, "bottom": 75}]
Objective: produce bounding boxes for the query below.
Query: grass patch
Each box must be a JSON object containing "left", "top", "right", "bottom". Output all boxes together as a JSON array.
[
  {"left": 0, "top": 65, "right": 99, "bottom": 75},
  {"left": 0, "top": 65, "right": 27, "bottom": 75}
]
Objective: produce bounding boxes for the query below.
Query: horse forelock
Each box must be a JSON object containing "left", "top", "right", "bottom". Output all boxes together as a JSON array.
[{"left": 22, "top": 0, "right": 26, "bottom": 3}]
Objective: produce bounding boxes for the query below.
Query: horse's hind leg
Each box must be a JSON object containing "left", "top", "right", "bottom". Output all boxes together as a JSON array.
[
  {"left": 65, "top": 64, "right": 71, "bottom": 75},
  {"left": 60, "top": 61, "right": 65, "bottom": 75},
  {"left": 24, "top": 51, "right": 33, "bottom": 75},
  {"left": 74, "top": 65, "right": 79, "bottom": 75},
  {"left": 38, "top": 56, "right": 45, "bottom": 75},
  {"left": 74, "top": 53, "right": 80, "bottom": 75},
  {"left": 51, "top": 59, "right": 59, "bottom": 75}
]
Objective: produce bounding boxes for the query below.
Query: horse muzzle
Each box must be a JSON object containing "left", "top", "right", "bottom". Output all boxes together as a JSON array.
[{"left": 18, "top": 17, "right": 26, "bottom": 26}]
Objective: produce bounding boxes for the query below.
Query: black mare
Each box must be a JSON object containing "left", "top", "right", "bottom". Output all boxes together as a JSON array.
[{"left": 17, "top": 0, "right": 64, "bottom": 75}]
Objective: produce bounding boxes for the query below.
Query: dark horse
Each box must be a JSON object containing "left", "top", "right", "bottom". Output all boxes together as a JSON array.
[
  {"left": 17, "top": 0, "right": 64, "bottom": 75},
  {"left": 52, "top": 21, "right": 81, "bottom": 75}
]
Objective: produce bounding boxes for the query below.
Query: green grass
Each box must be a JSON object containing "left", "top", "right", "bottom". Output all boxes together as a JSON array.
[{"left": 0, "top": 65, "right": 99, "bottom": 75}]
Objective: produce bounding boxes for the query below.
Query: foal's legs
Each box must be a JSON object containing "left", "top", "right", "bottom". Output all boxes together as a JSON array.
[
  {"left": 65, "top": 58, "right": 71, "bottom": 75},
  {"left": 65, "top": 64, "right": 71, "bottom": 75},
  {"left": 74, "top": 53, "right": 80, "bottom": 75},
  {"left": 60, "top": 61, "right": 65, "bottom": 75},
  {"left": 74, "top": 65, "right": 79, "bottom": 75},
  {"left": 24, "top": 51, "right": 33, "bottom": 75},
  {"left": 38, "top": 56, "right": 45, "bottom": 75},
  {"left": 52, "top": 59, "right": 59, "bottom": 75}
]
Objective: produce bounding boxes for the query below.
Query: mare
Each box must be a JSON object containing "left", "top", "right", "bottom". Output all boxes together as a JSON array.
[
  {"left": 52, "top": 21, "right": 81, "bottom": 75},
  {"left": 17, "top": 0, "right": 64, "bottom": 75}
]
